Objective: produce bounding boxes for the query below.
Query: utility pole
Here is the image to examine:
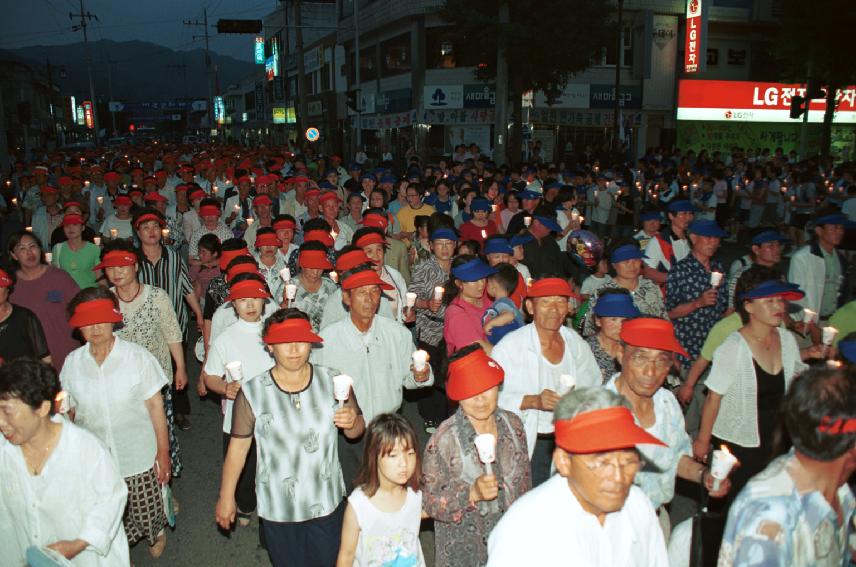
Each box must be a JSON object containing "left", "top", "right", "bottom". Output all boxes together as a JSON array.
[
  {"left": 184, "top": 8, "right": 214, "bottom": 132},
  {"left": 354, "top": 0, "right": 362, "bottom": 151},
  {"left": 167, "top": 62, "right": 190, "bottom": 130},
  {"left": 294, "top": 0, "right": 307, "bottom": 141},
  {"left": 69, "top": 0, "right": 100, "bottom": 146},
  {"left": 45, "top": 59, "right": 60, "bottom": 145},
  {"left": 799, "top": 61, "right": 812, "bottom": 161},
  {"left": 105, "top": 57, "right": 117, "bottom": 136},
  {"left": 612, "top": 0, "right": 624, "bottom": 155},
  {"left": 493, "top": 1, "right": 509, "bottom": 166}
]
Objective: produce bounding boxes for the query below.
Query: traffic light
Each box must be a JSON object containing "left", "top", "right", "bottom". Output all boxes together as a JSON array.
[
  {"left": 216, "top": 19, "right": 263, "bottom": 34},
  {"left": 789, "top": 95, "right": 807, "bottom": 119},
  {"left": 789, "top": 80, "right": 828, "bottom": 120},
  {"left": 475, "top": 62, "right": 492, "bottom": 81}
]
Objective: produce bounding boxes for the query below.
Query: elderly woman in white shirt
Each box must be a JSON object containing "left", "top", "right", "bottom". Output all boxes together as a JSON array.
[
  {"left": 0, "top": 357, "right": 130, "bottom": 567},
  {"left": 60, "top": 287, "right": 171, "bottom": 558},
  {"left": 694, "top": 280, "right": 810, "bottom": 502}
]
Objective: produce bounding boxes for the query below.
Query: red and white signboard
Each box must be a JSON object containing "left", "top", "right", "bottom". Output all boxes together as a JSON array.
[
  {"left": 82, "top": 100, "right": 94, "bottom": 130},
  {"left": 684, "top": 0, "right": 704, "bottom": 74},
  {"left": 677, "top": 80, "right": 856, "bottom": 123}
]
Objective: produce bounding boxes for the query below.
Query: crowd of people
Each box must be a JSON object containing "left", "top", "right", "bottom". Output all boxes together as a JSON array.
[{"left": 0, "top": 141, "right": 854, "bottom": 567}]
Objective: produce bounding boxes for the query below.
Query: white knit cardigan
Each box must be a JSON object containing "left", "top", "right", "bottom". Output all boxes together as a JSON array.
[{"left": 706, "top": 328, "right": 807, "bottom": 447}]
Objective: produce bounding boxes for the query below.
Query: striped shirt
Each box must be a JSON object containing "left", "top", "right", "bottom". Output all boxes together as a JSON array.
[{"left": 138, "top": 245, "right": 194, "bottom": 338}]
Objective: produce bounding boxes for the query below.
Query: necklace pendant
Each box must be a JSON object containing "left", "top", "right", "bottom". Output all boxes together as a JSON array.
[{"left": 292, "top": 394, "right": 301, "bottom": 410}]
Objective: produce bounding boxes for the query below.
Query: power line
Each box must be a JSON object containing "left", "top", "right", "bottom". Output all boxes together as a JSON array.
[{"left": 69, "top": 0, "right": 100, "bottom": 145}]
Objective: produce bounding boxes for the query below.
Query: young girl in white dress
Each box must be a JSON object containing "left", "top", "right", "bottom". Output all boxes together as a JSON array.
[{"left": 337, "top": 414, "right": 427, "bottom": 567}]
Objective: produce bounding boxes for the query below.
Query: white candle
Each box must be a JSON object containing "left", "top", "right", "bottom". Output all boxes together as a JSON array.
[
  {"left": 45, "top": 252, "right": 52, "bottom": 263},
  {"left": 412, "top": 349, "right": 429, "bottom": 371},
  {"left": 279, "top": 267, "right": 291, "bottom": 282},
  {"left": 246, "top": 218, "right": 255, "bottom": 226},
  {"left": 161, "top": 228, "right": 170, "bottom": 238},
  {"left": 474, "top": 433, "right": 496, "bottom": 476},
  {"left": 822, "top": 326, "right": 838, "bottom": 346},
  {"left": 234, "top": 203, "right": 240, "bottom": 211},
  {"left": 25, "top": 226, "right": 33, "bottom": 232},
  {"left": 710, "top": 272, "right": 724, "bottom": 288},
  {"left": 11, "top": 197, "right": 17, "bottom": 206},
  {"left": 93, "top": 236, "right": 101, "bottom": 246},
  {"left": 523, "top": 216, "right": 532, "bottom": 227},
  {"left": 433, "top": 286, "right": 444, "bottom": 301},
  {"left": 330, "top": 271, "right": 339, "bottom": 283},
  {"left": 710, "top": 446, "right": 738, "bottom": 491},
  {"left": 481, "top": 229, "right": 487, "bottom": 239},
  {"left": 97, "top": 196, "right": 104, "bottom": 205},
  {"left": 110, "top": 229, "right": 118, "bottom": 238}
]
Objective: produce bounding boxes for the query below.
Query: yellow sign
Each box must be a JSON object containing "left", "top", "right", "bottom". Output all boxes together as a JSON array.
[{"left": 272, "top": 107, "right": 286, "bottom": 124}]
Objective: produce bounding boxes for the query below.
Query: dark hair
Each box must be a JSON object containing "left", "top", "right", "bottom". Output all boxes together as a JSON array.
[
  {"left": 131, "top": 207, "right": 165, "bottom": 230},
  {"left": 221, "top": 237, "right": 248, "bottom": 253},
  {"left": 0, "top": 357, "right": 61, "bottom": 415},
  {"left": 225, "top": 255, "right": 259, "bottom": 273},
  {"left": 99, "top": 238, "right": 140, "bottom": 267},
  {"left": 66, "top": 287, "right": 123, "bottom": 338},
  {"left": 352, "top": 226, "right": 388, "bottom": 249},
  {"left": 261, "top": 307, "right": 312, "bottom": 340},
  {"left": 734, "top": 265, "right": 783, "bottom": 324},
  {"left": 7, "top": 230, "right": 47, "bottom": 269},
  {"left": 198, "top": 233, "right": 222, "bottom": 257},
  {"left": 488, "top": 262, "right": 518, "bottom": 296},
  {"left": 199, "top": 197, "right": 220, "bottom": 209},
  {"left": 503, "top": 190, "right": 520, "bottom": 207},
  {"left": 414, "top": 215, "right": 431, "bottom": 231},
  {"left": 303, "top": 217, "right": 332, "bottom": 233},
  {"left": 355, "top": 413, "right": 421, "bottom": 495},
  {"left": 369, "top": 189, "right": 388, "bottom": 209},
  {"left": 784, "top": 367, "right": 855, "bottom": 461},
  {"left": 272, "top": 213, "right": 297, "bottom": 226},
  {"left": 299, "top": 240, "right": 328, "bottom": 254},
  {"left": 813, "top": 206, "right": 843, "bottom": 228},
  {"left": 448, "top": 342, "right": 483, "bottom": 364},
  {"left": 666, "top": 199, "right": 692, "bottom": 218},
  {"left": 428, "top": 212, "right": 455, "bottom": 234}
]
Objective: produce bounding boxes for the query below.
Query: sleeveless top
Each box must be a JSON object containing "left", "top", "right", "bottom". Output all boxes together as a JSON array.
[{"left": 349, "top": 486, "right": 425, "bottom": 567}]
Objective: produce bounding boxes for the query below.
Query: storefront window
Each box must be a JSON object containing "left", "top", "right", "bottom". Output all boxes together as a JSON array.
[
  {"left": 381, "top": 33, "right": 411, "bottom": 77},
  {"left": 600, "top": 26, "right": 633, "bottom": 67}
]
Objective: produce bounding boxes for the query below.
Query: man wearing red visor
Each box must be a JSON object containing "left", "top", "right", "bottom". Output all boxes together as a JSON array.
[{"left": 487, "top": 387, "right": 669, "bottom": 566}]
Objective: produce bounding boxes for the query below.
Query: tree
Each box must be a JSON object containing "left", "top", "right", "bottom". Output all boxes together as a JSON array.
[
  {"left": 441, "top": 0, "right": 616, "bottom": 165},
  {"left": 776, "top": 0, "right": 856, "bottom": 158}
]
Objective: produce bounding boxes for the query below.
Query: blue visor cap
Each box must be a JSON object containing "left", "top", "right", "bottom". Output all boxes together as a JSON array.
[
  {"left": 348, "top": 162, "right": 362, "bottom": 171},
  {"left": 451, "top": 258, "right": 497, "bottom": 282},
  {"left": 543, "top": 181, "right": 562, "bottom": 191},
  {"left": 689, "top": 219, "right": 729, "bottom": 238},
  {"left": 611, "top": 244, "right": 647, "bottom": 264},
  {"left": 430, "top": 227, "right": 459, "bottom": 242},
  {"left": 738, "top": 280, "right": 804, "bottom": 301},
  {"left": 815, "top": 213, "right": 856, "bottom": 228},
  {"left": 318, "top": 181, "right": 334, "bottom": 190},
  {"left": 518, "top": 190, "right": 542, "bottom": 201},
  {"left": 639, "top": 210, "right": 662, "bottom": 222},
  {"left": 471, "top": 197, "right": 492, "bottom": 212},
  {"left": 324, "top": 168, "right": 338, "bottom": 177},
  {"left": 751, "top": 230, "right": 789, "bottom": 246},
  {"left": 667, "top": 200, "right": 696, "bottom": 213},
  {"left": 360, "top": 174, "right": 377, "bottom": 183},
  {"left": 379, "top": 174, "right": 397, "bottom": 184},
  {"left": 534, "top": 215, "right": 562, "bottom": 233},
  {"left": 510, "top": 233, "right": 534, "bottom": 247},
  {"left": 593, "top": 293, "right": 641, "bottom": 318},
  {"left": 839, "top": 340, "right": 856, "bottom": 364},
  {"left": 484, "top": 238, "right": 513, "bottom": 255}
]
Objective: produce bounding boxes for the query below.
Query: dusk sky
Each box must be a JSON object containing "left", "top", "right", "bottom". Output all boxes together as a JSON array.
[{"left": 0, "top": 0, "right": 276, "bottom": 62}]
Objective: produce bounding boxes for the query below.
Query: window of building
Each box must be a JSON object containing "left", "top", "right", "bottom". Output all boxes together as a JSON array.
[
  {"left": 425, "top": 27, "right": 481, "bottom": 69},
  {"left": 360, "top": 46, "right": 377, "bottom": 82},
  {"left": 599, "top": 26, "right": 633, "bottom": 67},
  {"left": 381, "top": 33, "right": 411, "bottom": 77}
]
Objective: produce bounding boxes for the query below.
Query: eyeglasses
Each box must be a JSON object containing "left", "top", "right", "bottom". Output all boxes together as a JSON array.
[
  {"left": 628, "top": 352, "right": 673, "bottom": 370},
  {"left": 577, "top": 454, "right": 643, "bottom": 477}
]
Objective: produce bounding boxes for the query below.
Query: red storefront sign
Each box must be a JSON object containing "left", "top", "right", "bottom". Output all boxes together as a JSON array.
[
  {"left": 684, "top": 0, "right": 703, "bottom": 73},
  {"left": 677, "top": 80, "right": 856, "bottom": 123}
]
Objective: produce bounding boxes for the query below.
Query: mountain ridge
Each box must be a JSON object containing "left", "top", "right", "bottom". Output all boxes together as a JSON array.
[{"left": 1, "top": 39, "right": 258, "bottom": 102}]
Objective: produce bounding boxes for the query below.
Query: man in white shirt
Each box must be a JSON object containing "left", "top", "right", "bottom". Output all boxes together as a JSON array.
[
  {"left": 492, "top": 277, "right": 601, "bottom": 486},
  {"left": 312, "top": 266, "right": 433, "bottom": 486},
  {"left": 487, "top": 387, "right": 669, "bottom": 567}
]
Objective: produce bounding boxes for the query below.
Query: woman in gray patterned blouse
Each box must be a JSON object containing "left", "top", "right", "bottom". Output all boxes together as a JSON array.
[
  {"left": 422, "top": 345, "right": 531, "bottom": 567},
  {"left": 583, "top": 241, "right": 668, "bottom": 337},
  {"left": 289, "top": 241, "right": 338, "bottom": 331},
  {"left": 215, "top": 308, "right": 365, "bottom": 567}
]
